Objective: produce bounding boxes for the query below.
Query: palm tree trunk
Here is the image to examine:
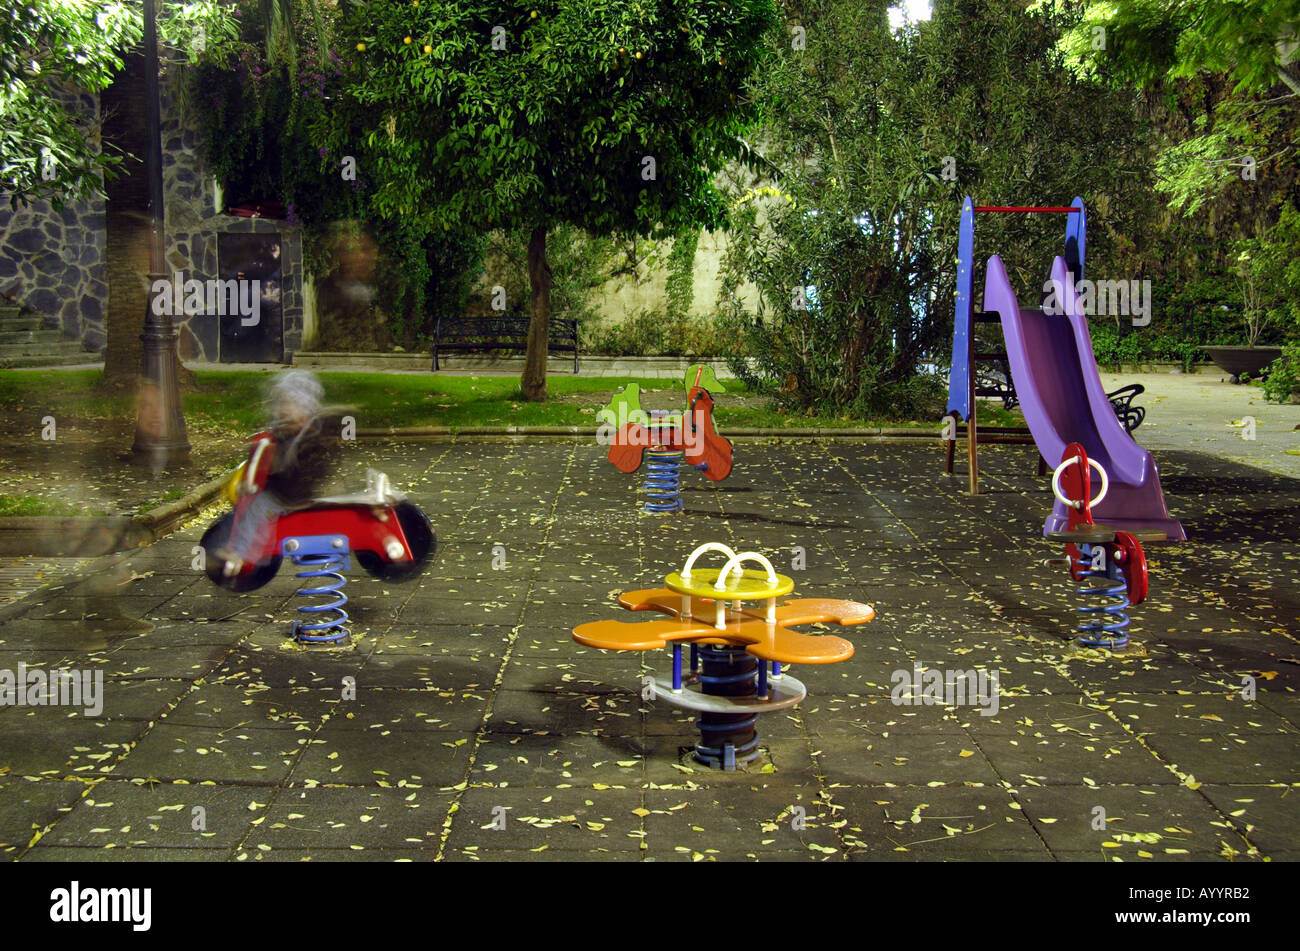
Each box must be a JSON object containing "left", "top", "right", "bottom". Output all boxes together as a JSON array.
[{"left": 98, "top": 50, "right": 150, "bottom": 392}]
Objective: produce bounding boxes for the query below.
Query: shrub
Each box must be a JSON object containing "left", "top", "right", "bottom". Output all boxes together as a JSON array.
[
  {"left": 1089, "top": 323, "right": 1204, "bottom": 372},
  {"left": 583, "top": 310, "right": 741, "bottom": 359},
  {"left": 1262, "top": 344, "right": 1300, "bottom": 403}
]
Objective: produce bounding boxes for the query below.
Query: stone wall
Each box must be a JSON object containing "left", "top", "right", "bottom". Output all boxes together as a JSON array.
[
  {"left": 160, "top": 73, "right": 303, "bottom": 362},
  {"left": 0, "top": 87, "right": 107, "bottom": 352},
  {"left": 0, "top": 67, "right": 304, "bottom": 363}
]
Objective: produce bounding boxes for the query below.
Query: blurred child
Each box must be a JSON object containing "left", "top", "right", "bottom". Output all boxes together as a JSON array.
[{"left": 220, "top": 370, "right": 341, "bottom": 575}]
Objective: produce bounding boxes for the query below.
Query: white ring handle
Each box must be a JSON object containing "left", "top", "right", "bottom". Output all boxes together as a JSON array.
[
  {"left": 713, "top": 551, "right": 779, "bottom": 591},
  {"left": 1051, "top": 455, "right": 1108, "bottom": 511},
  {"left": 680, "top": 542, "right": 737, "bottom": 580}
]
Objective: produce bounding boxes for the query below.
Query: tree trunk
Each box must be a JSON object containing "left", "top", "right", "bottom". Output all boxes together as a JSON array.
[
  {"left": 521, "top": 223, "right": 552, "bottom": 402},
  {"left": 98, "top": 50, "right": 150, "bottom": 392}
]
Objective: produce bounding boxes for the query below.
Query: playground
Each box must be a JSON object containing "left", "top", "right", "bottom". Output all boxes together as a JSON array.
[
  {"left": 1, "top": 192, "right": 1295, "bottom": 866},
  {"left": 0, "top": 431, "right": 1295, "bottom": 862},
  {"left": 2, "top": 0, "right": 1298, "bottom": 890}
]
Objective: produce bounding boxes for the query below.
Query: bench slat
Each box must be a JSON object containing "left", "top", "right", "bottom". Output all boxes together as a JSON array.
[{"left": 433, "top": 315, "right": 579, "bottom": 372}]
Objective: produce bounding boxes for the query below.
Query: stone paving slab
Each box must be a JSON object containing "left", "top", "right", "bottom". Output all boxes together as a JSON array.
[{"left": 0, "top": 439, "right": 1296, "bottom": 862}]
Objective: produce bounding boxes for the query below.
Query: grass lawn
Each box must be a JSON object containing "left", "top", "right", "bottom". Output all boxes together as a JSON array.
[
  {"left": 0, "top": 494, "right": 112, "bottom": 517},
  {"left": 0, "top": 368, "right": 1024, "bottom": 516},
  {"left": 0, "top": 368, "right": 1024, "bottom": 432}
]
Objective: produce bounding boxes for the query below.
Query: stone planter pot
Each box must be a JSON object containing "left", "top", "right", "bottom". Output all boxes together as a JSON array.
[{"left": 1203, "top": 346, "right": 1283, "bottom": 383}]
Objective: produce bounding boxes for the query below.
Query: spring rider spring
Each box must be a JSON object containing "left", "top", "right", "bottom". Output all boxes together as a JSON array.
[
  {"left": 1046, "top": 442, "right": 1160, "bottom": 650},
  {"left": 573, "top": 543, "right": 874, "bottom": 769},
  {"left": 597, "top": 365, "right": 733, "bottom": 512},
  {"left": 200, "top": 430, "right": 436, "bottom": 648}
]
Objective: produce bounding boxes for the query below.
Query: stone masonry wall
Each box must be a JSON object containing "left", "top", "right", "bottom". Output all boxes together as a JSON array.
[
  {"left": 160, "top": 71, "right": 303, "bottom": 362},
  {"left": 0, "top": 67, "right": 303, "bottom": 362},
  {"left": 0, "top": 87, "right": 107, "bottom": 352}
]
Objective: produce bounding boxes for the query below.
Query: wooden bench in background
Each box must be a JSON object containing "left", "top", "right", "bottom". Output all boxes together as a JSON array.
[{"left": 431, "top": 315, "right": 579, "bottom": 372}]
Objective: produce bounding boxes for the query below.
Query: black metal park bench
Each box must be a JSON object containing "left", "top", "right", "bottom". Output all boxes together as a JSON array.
[
  {"left": 431, "top": 314, "right": 579, "bottom": 372},
  {"left": 973, "top": 336, "right": 1146, "bottom": 434}
]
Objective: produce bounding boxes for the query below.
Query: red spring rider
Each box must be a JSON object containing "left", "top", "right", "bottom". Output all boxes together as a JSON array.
[
  {"left": 1046, "top": 443, "right": 1156, "bottom": 649},
  {"left": 201, "top": 429, "right": 435, "bottom": 647}
]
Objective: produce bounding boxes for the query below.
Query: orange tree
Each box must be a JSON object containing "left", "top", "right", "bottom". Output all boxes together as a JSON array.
[{"left": 330, "top": 0, "right": 776, "bottom": 400}]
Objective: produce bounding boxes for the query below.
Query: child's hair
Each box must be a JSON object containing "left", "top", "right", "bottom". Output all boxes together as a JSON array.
[{"left": 269, "top": 370, "right": 324, "bottom": 427}]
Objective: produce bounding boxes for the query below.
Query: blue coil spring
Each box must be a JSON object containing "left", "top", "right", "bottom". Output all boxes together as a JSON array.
[
  {"left": 643, "top": 447, "right": 685, "bottom": 513},
  {"left": 695, "top": 716, "right": 761, "bottom": 769},
  {"left": 290, "top": 552, "right": 350, "bottom": 644},
  {"left": 694, "top": 645, "right": 763, "bottom": 769},
  {"left": 1072, "top": 544, "right": 1130, "bottom": 649}
]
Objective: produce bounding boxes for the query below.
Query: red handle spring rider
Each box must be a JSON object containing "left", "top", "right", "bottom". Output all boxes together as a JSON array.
[
  {"left": 200, "top": 431, "right": 436, "bottom": 647},
  {"left": 1046, "top": 443, "right": 1155, "bottom": 650}
]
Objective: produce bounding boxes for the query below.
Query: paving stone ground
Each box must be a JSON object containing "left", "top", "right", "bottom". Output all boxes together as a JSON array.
[{"left": 0, "top": 439, "right": 1296, "bottom": 862}]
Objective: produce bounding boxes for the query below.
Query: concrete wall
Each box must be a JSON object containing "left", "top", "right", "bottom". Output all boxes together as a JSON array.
[
  {"left": 470, "top": 224, "right": 760, "bottom": 331},
  {"left": 591, "top": 228, "right": 761, "bottom": 330}
]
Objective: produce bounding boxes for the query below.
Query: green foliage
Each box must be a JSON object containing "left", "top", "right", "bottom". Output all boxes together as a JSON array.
[
  {"left": 1262, "top": 344, "right": 1300, "bottom": 402},
  {"left": 332, "top": 0, "right": 779, "bottom": 237},
  {"left": 1089, "top": 322, "right": 1204, "bottom": 372},
  {"left": 190, "top": 1, "right": 483, "bottom": 347},
  {"left": 1039, "top": 0, "right": 1300, "bottom": 95},
  {"left": 584, "top": 308, "right": 740, "bottom": 358},
  {"left": 0, "top": 1, "right": 236, "bottom": 209},
  {"left": 1, "top": 2, "right": 133, "bottom": 208},
  {"left": 665, "top": 227, "right": 700, "bottom": 320},
  {"left": 718, "top": 0, "right": 1153, "bottom": 419},
  {"left": 1254, "top": 205, "right": 1300, "bottom": 402},
  {"left": 1039, "top": 0, "right": 1300, "bottom": 215},
  {"left": 1232, "top": 203, "right": 1300, "bottom": 346}
]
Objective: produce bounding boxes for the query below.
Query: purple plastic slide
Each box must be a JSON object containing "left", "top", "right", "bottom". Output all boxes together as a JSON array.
[{"left": 983, "top": 254, "right": 1185, "bottom": 541}]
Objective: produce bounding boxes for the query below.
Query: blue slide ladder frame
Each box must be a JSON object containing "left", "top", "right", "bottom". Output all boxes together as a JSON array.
[{"left": 942, "top": 196, "right": 1087, "bottom": 493}]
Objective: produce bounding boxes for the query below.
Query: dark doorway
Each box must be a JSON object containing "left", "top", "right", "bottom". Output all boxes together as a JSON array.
[{"left": 218, "top": 233, "right": 283, "bottom": 362}]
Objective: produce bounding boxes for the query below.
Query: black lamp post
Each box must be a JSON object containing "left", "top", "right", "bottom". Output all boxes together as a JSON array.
[{"left": 132, "top": 0, "right": 190, "bottom": 468}]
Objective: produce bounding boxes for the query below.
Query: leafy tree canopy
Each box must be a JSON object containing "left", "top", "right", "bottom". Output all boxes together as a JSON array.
[
  {"left": 0, "top": 0, "right": 236, "bottom": 210},
  {"left": 1035, "top": 0, "right": 1300, "bottom": 216},
  {"left": 1036, "top": 0, "right": 1300, "bottom": 95},
  {"left": 333, "top": 0, "right": 778, "bottom": 238},
  {"left": 718, "top": 0, "right": 1157, "bottom": 417}
]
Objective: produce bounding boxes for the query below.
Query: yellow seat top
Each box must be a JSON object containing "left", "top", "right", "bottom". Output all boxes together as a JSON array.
[{"left": 665, "top": 567, "right": 795, "bottom": 601}]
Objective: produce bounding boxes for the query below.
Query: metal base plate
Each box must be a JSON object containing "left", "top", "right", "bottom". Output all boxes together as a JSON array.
[{"left": 651, "top": 673, "right": 806, "bottom": 713}]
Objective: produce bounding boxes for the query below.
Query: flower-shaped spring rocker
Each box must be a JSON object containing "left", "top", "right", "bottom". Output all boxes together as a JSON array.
[
  {"left": 1046, "top": 442, "right": 1161, "bottom": 650},
  {"left": 573, "top": 544, "right": 874, "bottom": 769},
  {"left": 597, "top": 364, "right": 733, "bottom": 512}
]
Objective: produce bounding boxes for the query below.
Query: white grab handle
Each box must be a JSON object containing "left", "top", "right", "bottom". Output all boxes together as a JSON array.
[
  {"left": 681, "top": 542, "right": 737, "bottom": 580},
  {"left": 713, "top": 551, "right": 779, "bottom": 591},
  {"left": 1051, "top": 455, "right": 1108, "bottom": 511},
  {"left": 243, "top": 438, "right": 272, "bottom": 494}
]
